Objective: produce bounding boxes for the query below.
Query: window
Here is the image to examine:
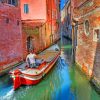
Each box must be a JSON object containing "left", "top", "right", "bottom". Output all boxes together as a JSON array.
[
  {"left": 27, "top": 36, "right": 34, "bottom": 52},
  {"left": 12, "top": 0, "right": 16, "bottom": 5},
  {"left": 0, "top": 0, "right": 4, "bottom": 3},
  {"left": 24, "top": 4, "right": 29, "bottom": 14},
  {"left": 84, "top": 20, "right": 90, "bottom": 36},
  {"left": 93, "top": 29, "right": 100, "bottom": 42},
  {"left": 8, "top": 0, "right": 18, "bottom": 6},
  {"left": 6, "top": 18, "right": 9, "bottom": 24},
  {"left": 17, "top": 20, "right": 19, "bottom": 26}
]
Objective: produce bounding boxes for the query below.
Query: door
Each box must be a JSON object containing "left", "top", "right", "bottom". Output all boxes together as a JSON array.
[{"left": 27, "top": 36, "right": 34, "bottom": 52}]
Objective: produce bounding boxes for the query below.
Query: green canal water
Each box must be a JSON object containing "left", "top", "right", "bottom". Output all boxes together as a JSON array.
[{"left": 0, "top": 45, "right": 100, "bottom": 100}]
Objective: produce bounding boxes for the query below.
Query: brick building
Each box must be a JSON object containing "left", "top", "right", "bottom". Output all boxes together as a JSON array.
[
  {"left": 0, "top": 1, "right": 22, "bottom": 75},
  {"left": 61, "top": 0, "right": 72, "bottom": 45},
  {"left": 20, "top": 0, "right": 60, "bottom": 59},
  {"left": 0, "top": 0, "right": 60, "bottom": 75},
  {"left": 72, "top": 0, "right": 100, "bottom": 86}
]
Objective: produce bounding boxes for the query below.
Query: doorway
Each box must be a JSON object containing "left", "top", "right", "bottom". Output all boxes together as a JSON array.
[{"left": 27, "top": 36, "right": 34, "bottom": 52}]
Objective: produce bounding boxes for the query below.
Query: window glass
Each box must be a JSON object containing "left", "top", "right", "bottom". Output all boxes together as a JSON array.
[
  {"left": 84, "top": 20, "right": 90, "bottom": 36},
  {"left": 93, "top": 29, "right": 100, "bottom": 42},
  {"left": 8, "top": 0, "right": 17, "bottom": 6},
  {"left": 12, "top": 0, "right": 16, "bottom": 5},
  {"left": 24, "top": 4, "right": 29, "bottom": 14}
]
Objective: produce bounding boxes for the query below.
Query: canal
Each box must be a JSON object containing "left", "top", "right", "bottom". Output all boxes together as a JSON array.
[{"left": 0, "top": 43, "right": 100, "bottom": 100}]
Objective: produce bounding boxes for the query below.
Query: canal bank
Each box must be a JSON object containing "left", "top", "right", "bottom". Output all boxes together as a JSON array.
[
  {"left": 0, "top": 44, "right": 100, "bottom": 100},
  {"left": 61, "top": 44, "right": 100, "bottom": 100}
]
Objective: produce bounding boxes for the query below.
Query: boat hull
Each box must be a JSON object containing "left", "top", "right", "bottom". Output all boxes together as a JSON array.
[
  {"left": 13, "top": 76, "right": 41, "bottom": 90},
  {"left": 10, "top": 44, "right": 60, "bottom": 90}
]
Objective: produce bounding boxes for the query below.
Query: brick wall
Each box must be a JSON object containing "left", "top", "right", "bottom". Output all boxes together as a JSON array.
[
  {"left": 73, "top": 0, "right": 100, "bottom": 77},
  {"left": 0, "top": 3, "right": 23, "bottom": 72}
]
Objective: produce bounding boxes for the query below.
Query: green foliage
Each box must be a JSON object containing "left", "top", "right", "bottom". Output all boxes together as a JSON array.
[{"left": 23, "top": 27, "right": 39, "bottom": 35}]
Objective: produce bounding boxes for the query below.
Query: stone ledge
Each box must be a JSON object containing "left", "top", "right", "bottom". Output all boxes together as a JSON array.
[
  {"left": 75, "top": 62, "right": 100, "bottom": 94},
  {"left": 90, "top": 77, "right": 100, "bottom": 94},
  {"left": 75, "top": 62, "right": 91, "bottom": 80},
  {"left": 0, "top": 61, "right": 24, "bottom": 77}
]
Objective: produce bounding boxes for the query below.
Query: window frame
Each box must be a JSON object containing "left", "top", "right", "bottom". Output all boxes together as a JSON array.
[
  {"left": 93, "top": 28, "right": 100, "bottom": 42},
  {"left": 24, "top": 4, "right": 29, "bottom": 14},
  {"left": 8, "top": 0, "right": 18, "bottom": 6},
  {"left": 84, "top": 20, "right": 90, "bottom": 36}
]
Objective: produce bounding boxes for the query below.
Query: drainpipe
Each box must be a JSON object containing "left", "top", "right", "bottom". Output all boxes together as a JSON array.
[
  {"left": 59, "top": 0, "right": 63, "bottom": 49},
  {"left": 72, "top": 18, "right": 78, "bottom": 63},
  {"left": 45, "top": 24, "right": 46, "bottom": 48},
  {"left": 72, "top": 24, "right": 75, "bottom": 63},
  {"left": 40, "top": 25, "right": 43, "bottom": 51},
  {"left": 51, "top": 0, "right": 53, "bottom": 44}
]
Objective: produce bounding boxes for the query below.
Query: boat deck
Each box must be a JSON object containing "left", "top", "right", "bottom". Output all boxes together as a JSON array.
[
  {"left": 21, "top": 50, "right": 59, "bottom": 76},
  {"left": 38, "top": 50, "right": 59, "bottom": 62}
]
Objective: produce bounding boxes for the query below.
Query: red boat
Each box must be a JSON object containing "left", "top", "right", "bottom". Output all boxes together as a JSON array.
[{"left": 9, "top": 44, "right": 60, "bottom": 90}]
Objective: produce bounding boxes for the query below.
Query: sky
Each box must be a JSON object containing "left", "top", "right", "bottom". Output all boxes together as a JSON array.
[{"left": 60, "top": 0, "right": 68, "bottom": 10}]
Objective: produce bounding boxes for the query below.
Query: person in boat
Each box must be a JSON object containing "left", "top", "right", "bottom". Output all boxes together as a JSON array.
[
  {"left": 26, "top": 50, "right": 44, "bottom": 68},
  {"left": 26, "top": 50, "right": 37, "bottom": 68}
]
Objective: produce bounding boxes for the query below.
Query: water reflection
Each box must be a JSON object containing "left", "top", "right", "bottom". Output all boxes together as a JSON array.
[
  {"left": 0, "top": 58, "right": 73, "bottom": 100},
  {"left": 0, "top": 44, "right": 100, "bottom": 100},
  {"left": 0, "top": 75, "right": 13, "bottom": 100},
  {"left": 70, "top": 65, "right": 100, "bottom": 100},
  {"left": 52, "top": 58, "right": 73, "bottom": 100}
]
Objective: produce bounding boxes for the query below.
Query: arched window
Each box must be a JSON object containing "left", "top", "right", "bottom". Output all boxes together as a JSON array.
[{"left": 84, "top": 20, "right": 90, "bottom": 36}]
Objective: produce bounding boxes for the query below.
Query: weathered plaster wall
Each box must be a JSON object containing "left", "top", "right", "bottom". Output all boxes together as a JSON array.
[
  {"left": 0, "top": 3, "right": 23, "bottom": 72},
  {"left": 20, "top": 0, "right": 47, "bottom": 20}
]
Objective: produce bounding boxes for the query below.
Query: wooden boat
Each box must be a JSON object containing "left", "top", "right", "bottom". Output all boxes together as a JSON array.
[{"left": 9, "top": 44, "right": 60, "bottom": 90}]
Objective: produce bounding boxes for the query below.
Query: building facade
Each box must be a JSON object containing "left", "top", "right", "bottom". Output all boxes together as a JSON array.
[
  {"left": 20, "top": 0, "right": 60, "bottom": 59},
  {"left": 72, "top": 0, "right": 100, "bottom": 86},
  {"left": 61, "top": 0, "right": 72, "bottom": 45},
  {"left": 0, "top": 0, "right": 60, "bottom": 74},
  {"left": 0, "top": 1, "right": 22, "bottom": 75}
]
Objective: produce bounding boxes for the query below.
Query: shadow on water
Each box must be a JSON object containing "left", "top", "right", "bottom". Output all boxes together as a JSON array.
[{"left": 69, "top": 64, "right": 100, "bottom": 100}]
